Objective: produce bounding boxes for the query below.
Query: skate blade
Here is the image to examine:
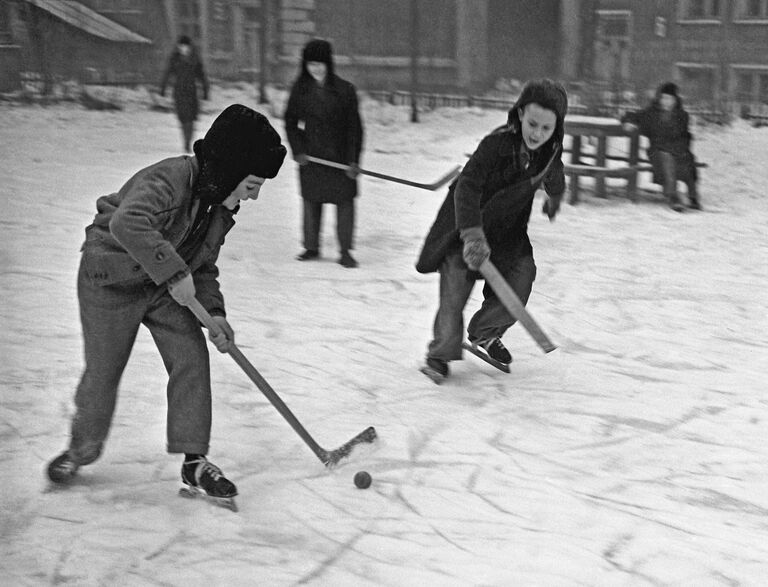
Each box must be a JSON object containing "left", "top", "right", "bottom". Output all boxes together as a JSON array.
[
  {"left": 178, "top": 486, "right": 238, "bottom": 512},
  {"left": 462, "top": 342, "right": 511, "bottom": 373},
  {"left": 420, "top": 366, "right": 445, "bottom": 385}
]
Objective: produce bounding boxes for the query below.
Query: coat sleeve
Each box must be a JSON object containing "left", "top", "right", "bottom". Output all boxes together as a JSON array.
[
  {"left": 159, "top": 56, "right": 175, "bottom": 95},
  {"left": 345, "top": 84, "right": 364, "bottom": 165},
  {"left": 196, "top": 58, "right": 209, "bottom": 100},
  {"left": 542, "top": 155, "right": 565, "bottom": 198},
  {"left": 453, "top": 134, "right": 498, "bottom": 231},
  {"left": 284, "top": 85, "right": 307, "bottom": 158},
  {"left": 108, "top": 166, "right": 190, "bottom": 286}
]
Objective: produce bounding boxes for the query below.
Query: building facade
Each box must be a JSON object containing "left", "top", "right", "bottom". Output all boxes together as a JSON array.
[{"left": 2, "top": 0, "right": 766, "bottom": 116}]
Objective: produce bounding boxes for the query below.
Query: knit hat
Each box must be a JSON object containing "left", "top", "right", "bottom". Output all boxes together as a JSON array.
[
  {"left": 658, "top": 82, "right": 679, "bottom": 97},
  {"left": 303, "top": 39, "right": 333, "bottom": 65},
  {"left": 177, "top": 35, "right": 192, "bottom": 46}
]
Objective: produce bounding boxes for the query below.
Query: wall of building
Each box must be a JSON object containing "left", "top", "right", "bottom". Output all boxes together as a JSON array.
[{"left": 486, "top": 0, "right": 562, "bottom": 84}]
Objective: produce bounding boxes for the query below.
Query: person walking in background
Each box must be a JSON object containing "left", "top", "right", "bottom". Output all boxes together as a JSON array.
[
  {"left": 284, "top": 39, "right": 364, "bottom": 268},
  {"left": 46, "top": 105, "right": 287, "bottom": 507},
  {"left": 415, "top": 80, "right": 568, "bottom": 383},
  {"left": 160, "top": 35, "right": 209, "bottom": 153},
  {"left": 622, "top": 82, "right": 701, "bottom": 212}
]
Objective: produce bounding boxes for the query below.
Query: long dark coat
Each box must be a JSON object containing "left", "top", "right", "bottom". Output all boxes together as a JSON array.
[
  {"left": 622, "top": 100, "right": 697, "bottom": 184},
  {"left": 160, "top": 49, "right": 209, "bottom": 123},
  {"left": 284, "top": 76, "right": 363, "bottom": 204},
  {"left": 416, "top": 125, "right": 564, "bottom": 277}
]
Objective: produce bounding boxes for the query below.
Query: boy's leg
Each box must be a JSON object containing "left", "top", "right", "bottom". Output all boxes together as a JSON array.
[
  {"left": 468, "top": 255, "right": 537, "bottom": 342},
  {"left": 427, "top": 251, "right": 476, "bottom": 361},
  {"left": 656, "top": 151, "right": 683, "bottom": 210},
  {"left": 302, "top": 200, "right": 322, "bottom": 252},
  {"left": 336, "top": 200, "right": 355, "bottom": 253},
  {"left": 686, "top": 179, "right": 701, "bottom": 209},
  {"left": 144, "top": 291, "right": 212, "bottom": 456},
  {"left": 69, "top": 267, "right": 145, "bottom": 465},
  {"left": 181, "top": 121, "right": 194, "bottom": 152}
]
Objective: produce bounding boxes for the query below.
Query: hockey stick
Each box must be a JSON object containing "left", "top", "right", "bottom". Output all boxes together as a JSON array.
[
  {"left": 478, "top": 260, "right": 557, "bottom": 353},
  {"left": 186, "top": 298, "right": 377, "bottom": 467},
  {"left": 305, "top": 155, "right": 461, "bottom": 191}
]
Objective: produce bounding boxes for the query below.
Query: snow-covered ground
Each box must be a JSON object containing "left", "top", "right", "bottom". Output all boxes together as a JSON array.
[{"left": 2, "top": 85, "right": 767, "bottom": 586}]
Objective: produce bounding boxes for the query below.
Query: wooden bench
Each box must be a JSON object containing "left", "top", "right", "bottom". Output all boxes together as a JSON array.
[
  {"left": 564, "top": 159, "right": 708, "bottom": 204},
  {"left": 564, "top": 162, "right": 641, "bottom": 204}
]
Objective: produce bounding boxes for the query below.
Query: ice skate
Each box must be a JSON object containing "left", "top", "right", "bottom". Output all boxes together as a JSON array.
[
  {"left": 46, "top": 451, "right": 79, "bottom": 485},
  {"left": 464, "top": 337, "right": 512, "bottom": 373},
  {"left": 179, "top": 456, "right": 238, "bottom": 512}
]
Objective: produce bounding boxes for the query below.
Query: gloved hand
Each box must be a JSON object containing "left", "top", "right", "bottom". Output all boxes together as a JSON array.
[
  {"left": 295, "top": 153, "right": 308, "bottom": 166},
  {"left": 460, "top": 227, "right": 490, "bottom": 271},
  {"left": 167, "top": 271, "right": 196, "bottom": 306},
  {"left": 209, "top": 315, "right": 234, "bottom": 353},
  {"left": 346, "top": 163, "right": 360, "bottom": 179},
  {"left": 542, "top": 194, "right": 561, "bottom": 221}
]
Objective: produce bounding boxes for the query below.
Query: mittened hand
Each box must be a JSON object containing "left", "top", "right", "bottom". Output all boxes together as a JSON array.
[
  {"left": 462, "top": 238, "right": 491, "bottom": 270},
  {"left": 168, "top": 272, "right": 196, "bottom": 306},
  {"left": 346, "top": 163, "right": 360, "bottom": 179},
  {"left": 542, "top": 194, "right": 561, "bottom": 221},
  {"left": 295, "top": 153, "right": 308, "bottom": 165},
  {"left": 209, "top": 316, "right": 234, "bottom": 353}
]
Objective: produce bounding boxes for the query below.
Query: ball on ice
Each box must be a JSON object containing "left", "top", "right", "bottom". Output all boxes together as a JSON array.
[{"left": 354, "top": 471, "right": 372, "bottom": 489}]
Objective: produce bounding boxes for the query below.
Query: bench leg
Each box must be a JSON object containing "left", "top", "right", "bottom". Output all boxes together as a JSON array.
[
  {"left": 626, "top": 169, "right": 638, "bottom": 203},
  {"left": 568, "top": 173, "right": 579, "bottom": 205}
]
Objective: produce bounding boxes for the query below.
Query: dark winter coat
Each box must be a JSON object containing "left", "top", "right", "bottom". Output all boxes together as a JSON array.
[
  {"left": 80, "top": 156, "right": 234, "bottom": 317},
  {"left": 416, "top": 87, "right": 567, "bottom": 276},
  {"left": 622, "top": 93, "right": 697, "bottom": 184},
  {"left": 284, "top": 42, "right": 363, "bottom": 204},
  {"left": 160, "top": 48, "right": 209, "bottom": 123}
]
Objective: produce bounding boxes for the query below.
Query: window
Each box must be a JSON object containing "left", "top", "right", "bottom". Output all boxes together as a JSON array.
[
  {"left": 734, "top": 0, "right": 768, "bottom": 19},
  {"left": 94, "top": 0, "right": 143, "bottom": 14},
  {"left": 0, "top": 2, "right": 11, "bottom": 43},
  {"left": 678, "top": 65, "right": 718, "bottom": 102},
  {"left": 679, "top": 0, "right": 722, "bottom": 20},
  {"left": 733, "top": 67, "right": 768, "bottom": 104},
  {"left": 176, "top": 0, "right": 200, "bottom": 44}
]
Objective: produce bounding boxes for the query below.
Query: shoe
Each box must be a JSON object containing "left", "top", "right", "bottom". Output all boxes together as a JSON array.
[
  {"left": 296, "top": 249, "right": 319, "bottom": 261},
  {"left": 469, "top": 336, "right": 512, "bottom": 364},
  {"left": 688, "top": 199, "right": 702, "bottom": 210},
  {"left": 181, "top": 456, "right": 237, "bottom": 498},
  {"left": 426, "top": 357, "right": 449, "bottom": 378},
  {"left": 339, "top": 251, "right": 358, "bottom": 268},
  {"left": 420, "top": 357, "right": 449, "bottom": 383},
  {"left": 47, "top": 451, "right": 79, "bottom": 484}
]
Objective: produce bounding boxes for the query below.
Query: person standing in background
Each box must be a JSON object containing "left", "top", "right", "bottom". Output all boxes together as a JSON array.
[
  {"left": 160, "top": 35, "right": 209, "bottom": 153},
  {"left": 284, "top": 39, "right": 364, "bottom": 268}
]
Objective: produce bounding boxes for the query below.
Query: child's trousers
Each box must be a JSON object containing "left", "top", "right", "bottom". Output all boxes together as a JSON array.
[
  {"left": 427, "top": 251, "right": 536, "bottom": 361},
  {"left": 68, "top": 260, "right": 212, "bottom": 465}
]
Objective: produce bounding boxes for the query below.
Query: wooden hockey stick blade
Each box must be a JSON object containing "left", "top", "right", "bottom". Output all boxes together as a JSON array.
[
  {"left": 478, "top": 260, "right": 557, "bottom": 353},
  {"left": 306, "top": 155, "right": 461, "bottom": 190},
  {"left": 186, "top": 299, "right": 377, "bottom": 468},
  {"left": 461, "top": 342, "right": 511, "bottom": 373}
]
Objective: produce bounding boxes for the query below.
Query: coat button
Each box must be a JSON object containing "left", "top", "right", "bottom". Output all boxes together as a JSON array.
[{"left": 155, "top": 251, "right": 165, "bottom": 261}]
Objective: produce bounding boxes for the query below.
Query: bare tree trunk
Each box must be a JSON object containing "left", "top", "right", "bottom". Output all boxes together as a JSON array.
[{"left": 410, "top": 0, "right": 419, "bottom": 123}]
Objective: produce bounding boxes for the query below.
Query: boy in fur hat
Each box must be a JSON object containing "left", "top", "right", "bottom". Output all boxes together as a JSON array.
[
  {"left": 46, "top": 105, "right": 286, "bottom": 503},
  {"left": 284, "top": 38, "right": 364, "bottom": 268},
  {"left": 416, "top": 79, "right": 568, "bottom": 383}
]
